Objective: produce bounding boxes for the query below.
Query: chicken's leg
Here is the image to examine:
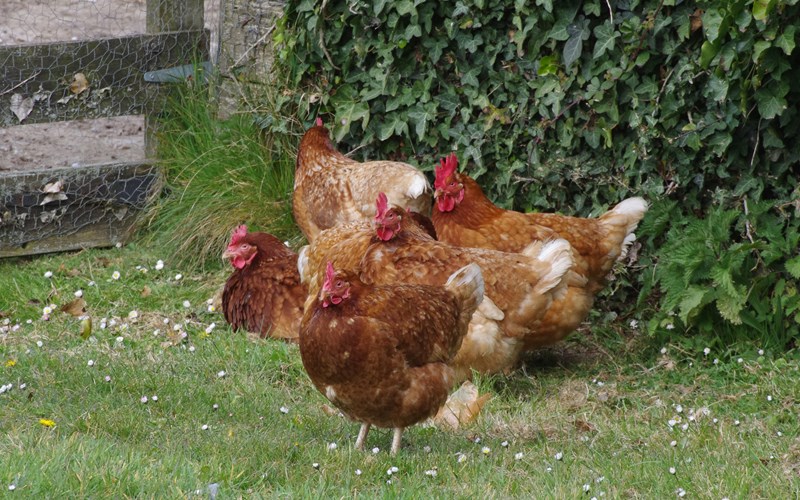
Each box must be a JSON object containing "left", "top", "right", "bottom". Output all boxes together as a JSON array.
[
  {"left": 390, "top": 427, "right": 403, "bottom": 456},
  {"left": 355, "top": 423, "right": 371, "bottom": 450}
]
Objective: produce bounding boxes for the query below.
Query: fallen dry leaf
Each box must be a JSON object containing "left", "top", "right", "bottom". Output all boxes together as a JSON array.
[
  {"left": 432, "top": 381, "right": 491, "bottom": 431},
  {"left": 60, "top": 298, "right": 86, "bottom": 317},
  {"left": 321, "top": 404, "right": 344, "bottom": 417},
  {"left": 10, "top": 93, "right": 34, "bottom": 122},
  {"left": 42, "top": 180, "right": 64, "bottom": 194},
  {"left": 690, "top": 9, "right": 704, "bottom": 33},
  {"left": 69, "top": 73, "right": 90, "bottom": 95},
  {"left": 141, "top": 286, "right": 152, "bottom": 298}
]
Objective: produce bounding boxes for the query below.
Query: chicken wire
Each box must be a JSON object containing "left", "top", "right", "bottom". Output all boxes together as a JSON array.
[{"left": 0, "top": 0, "right": 218, "bottom": 256}]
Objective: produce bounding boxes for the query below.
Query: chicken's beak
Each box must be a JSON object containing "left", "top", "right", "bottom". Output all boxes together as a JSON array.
[
  {"left": 433, "top": 188, "right": 443, "bottom": 199},
  {"left": 222, "top": 249, "right": 235, "bottom": 261}
]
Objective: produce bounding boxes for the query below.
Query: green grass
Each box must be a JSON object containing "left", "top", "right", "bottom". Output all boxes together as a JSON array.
[
  {"left": 1, "top": 244, "right": 799, "bottom": 497},
  {"left": 144, "top": 82, "right": 303, "bottom": 271}
]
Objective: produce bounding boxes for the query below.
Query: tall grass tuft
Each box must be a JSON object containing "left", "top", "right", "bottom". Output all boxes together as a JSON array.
[{"left": 145, "top": 81, "right": 303, "bottom": 270}]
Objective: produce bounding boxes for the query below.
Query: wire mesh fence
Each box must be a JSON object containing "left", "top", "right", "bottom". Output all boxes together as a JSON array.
[{"left": 0, "top": 0, "right": 219, "bottom": 256}]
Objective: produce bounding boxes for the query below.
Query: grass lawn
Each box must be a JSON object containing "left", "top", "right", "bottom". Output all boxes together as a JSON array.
[{"left": 1, "top": 242, "right": 798, "bottom": 497}]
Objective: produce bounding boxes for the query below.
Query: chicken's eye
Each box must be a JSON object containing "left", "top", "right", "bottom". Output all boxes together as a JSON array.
[
  {"left": 336, "top": 280, "right": 343, "bottom": 288},
  {"left": 448, "top": 181, "right": 456, "bottom": 187},
  {"left": 240, "top": 244, "right": 249, "bottom": 250},
  {"left": 387, "top": 213, "right": 394, "bottom": 219}
]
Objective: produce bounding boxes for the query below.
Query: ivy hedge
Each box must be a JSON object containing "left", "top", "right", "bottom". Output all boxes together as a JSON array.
[{"left": 273, "top": 0, "right": 800, "bottom": 346}]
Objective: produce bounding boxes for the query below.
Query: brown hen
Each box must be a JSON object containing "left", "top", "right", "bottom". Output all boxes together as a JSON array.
[
  {"left": 222, "top": 226, "right": 306, "bottom": 341},
  {"left": 300, "top": 261, "right": 484, "bottom": 455},
  {"left": 292, "top": 118, "right": 432, "bottom": 242},
  {"left": 361, "top": 194, "right": 574, "bottom": 379},
  {"left": 431, "top": 154, "right": 648, "bottom": 348}
]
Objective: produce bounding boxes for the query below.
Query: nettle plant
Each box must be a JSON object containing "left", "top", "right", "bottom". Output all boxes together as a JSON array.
[{"left": 274, "top": 0, "right": 800, "bottom": 343}]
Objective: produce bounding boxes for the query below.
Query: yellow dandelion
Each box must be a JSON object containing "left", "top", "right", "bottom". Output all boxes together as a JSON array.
[
  {"left": 5, "top": 359, "right": 16, "bottom": 367},
  {"left": 39, "top": 418, "right": 56, "bottom": 428}
]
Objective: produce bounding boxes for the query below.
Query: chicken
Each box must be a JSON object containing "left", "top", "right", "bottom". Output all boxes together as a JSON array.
[
  {"left": 431, "top": 154, "right": 648, "bottom": 348},
  {"left": 293, "top": 118, "right": 432, "bottom": 242},
  {"left": 299, "top": 261, "right": 484, "bottom": 455},
  {"left": 296, "top": 195, "right": 435, "bottom": 302},
  {"left": 222, "top": 225, "right": 306, "bottom": 341},
  {"left": 361, "top": 194, "right": 574, "bottom": 379}
]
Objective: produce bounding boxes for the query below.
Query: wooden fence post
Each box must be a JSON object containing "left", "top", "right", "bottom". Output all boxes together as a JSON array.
[{"left": 145, "top": 0, "right": 205, "bottom": 158}]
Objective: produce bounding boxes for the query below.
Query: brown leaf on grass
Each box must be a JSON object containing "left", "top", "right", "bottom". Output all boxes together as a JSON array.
[
  {"left": 67, "top": 268, "right": 81, "bottom": 277},
  {"left": 321, "top": 404, "right": 343, "bottom": 417},
  {"left": 141, "top": 286, "right": 152, "bottom": 298},
  {"left": 432, "top": 381, "right": 491, "bottom": 431},
  {"left": 95, "top": 257, "right": 111, "bottom": 267},
  {"left": 60, "top": 298, "right": 86, "bottom": 317},
  {"left": 574, "top": 418, "right": 596, "bottom": 433}
]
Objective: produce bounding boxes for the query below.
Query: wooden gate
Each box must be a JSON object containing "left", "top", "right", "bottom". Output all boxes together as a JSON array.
[{"left": 0, "top": 0, "right": 209, "bottom": 258}]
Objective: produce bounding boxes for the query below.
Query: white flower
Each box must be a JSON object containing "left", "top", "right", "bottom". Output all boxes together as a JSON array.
[
  {"left": 583, "top": 484, "right": 591, "bottom": 492},
  {"left": 514, "top": 452, "right": 524, "bottom": 460},
  {"left": 109, "top": 319, "right": 117, "bottom": 327},
  {"left": 554, "top": 452, "right": 563, "bottom": 460},
  {"left": 205, "top": 323, "right": 216, "bottom": 334},
  {"left": 713, "top": 418, "right": 719, "bottom": 424},
  {"left": 183, "top": 300, "right": 191, "bottom": 308},
  {"left": 629, "top": 319, "right": 639, "bottom": 328},
  {"left": 758, "top": 349, "right": 764, "bottom": 356},
  {"left": 128, "top": 310, "right": 138, "bottom": 320},
  {"left": 457, "top": 453, "right": 467, "bottom": 463},
  {"left": 372, "top": 447, "right": 380, "bottom": 454},
  {"left": 151, "top": 395, "right": 158, "bottom": 402},
  {"left": 425, "top": 469, "right": 438, "bottom": 477},
  {"left": 9, "top": 484, "right": 16, "bottom": 491},
  {"left": 501, "top": 440, "right": 509, "bottom": 447},
  {"left": 115, "top": 336, "right": 124, "bottom": 343},
  {"left": 675, "top": 405, "right": 683, "bottom": 413},
  {"left": 734, "top": 420, "right": 740, "bottom": 426},
  {"left": 163, "top": 317, "right": 170, "bottom": 324},
  {"left": 207, "top": 305, "right": 216, "bottom": 313},
  {"left": 43, "top": 306, "right": 52, "bottom": 315},
  {"left": 280, "top": 406, "right": 289, "bottom": 414},
  {"left": 737, "top": 357, "right": 743, "bottom": 363},
  {"left": 155, "top": 260, "right": 164, "bottom": 270},
  {"left": 312, "top": 463, "right": 319, "bottom": 469},
  {"left": 172, "top": 323, "right": 182, "bottom": 331},
  {"left": 481, "top": 446, "right": 491, "bottom": 455},
  {"left": 217, "top": 370, "right": 226, "bottom": 378},
  {"left": 670, "top": 440, "right": 677, "bottom": 447},
  {"left": 681, "top": 423, "right": 689, "bottom": 431},
  {"left": 327, "top": 442, "right": 337, "bottom": 450},
  {"left": 115, "top": 242, "right": 122, "bottom": 248},
  {"left": 74, "top": 290, "right": 83, "bottom": 298},
  {"left": 665, "top": 323, "right": 674, "bottom": 330},
  {"left": 713, "top": 358, "right": 719, "bottom": 365},
  {"left": 355, "top": 469, "right": 362, "bottom": 476},
  {"left": 87, "top": 359, "right": 95, "bottom": 367},
  {"left": 767, "top": 395, "right": 773, "bottom": 402},
  {"left": 19, "top": 383, "right": 26, "bottom": 390},
  {"left": 112, "top": 271, "right": 121, "bottom": 280},
  {"left": 140, "top": 396, "right": 148, "bottom": 403},
  {"left": 104, "top": 375, "right": 111, "bottom": 382},
  {"left": 36, "top": 340, "right": 43, "bottom": 347},
  {"left": 201, "top": 424, "right": 209, "bottom": 430},
  {"left": 212, "top": 404, "right": 219, "bottom": 410},
  {"left": 669, "top": 467, "right": 676, "bottom": 475},
  {"left": 174, "top": 273, "right": 183, "bottom": 281},
  {"left": 88, "top": 280, "right": 96, "bottom": 287},
  {"left": 777, "top": 431, "right": 783, "bottom": 437},
  {"left": 188, "top": 345, "right": 196, "bottom": 352},
  {"left": 44, "top": 271, "right": 53, "bottom": 279},
  {"left": 660, "top": 347, "right": 667, "bottom": 354},
  {"left": 703, "top": 347, "right": 710, "bottom": 356}
]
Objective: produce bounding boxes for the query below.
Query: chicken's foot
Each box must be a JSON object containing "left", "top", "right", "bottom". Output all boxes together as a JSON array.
[
  {"left": 390, "top": 427, "right": 403, "bottom": 456},
  {"left": 355, "top": 423, "right": 371, "bottom": 450}
]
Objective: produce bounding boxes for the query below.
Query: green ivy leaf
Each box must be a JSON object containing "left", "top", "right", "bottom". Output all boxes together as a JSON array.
[
  {"left": 377, "top": 114, "right": 408, "bottom": 141},
  {"left": 752, "top": 0, "right": 775, "bottom": 21},
  {"left": 563, "top": 33, "right": 583, "bottom": 68},
  {"left": 755, "top": 81, "right": 789, "bottom": 119},
  {"left": 776, "top": 25, "right": 797, "bottom": 55},
  {"left": 538, "top": 56, "right": 559, "bottom": 76},
  {"left": 408, "top": 101, "right": 438, "bottom": 140},
  {"left": 703, "top": 8, "right": 725, "bottom": 43},
  {"left": 592, "top": 21, "right": 618, "bottom": 59}
]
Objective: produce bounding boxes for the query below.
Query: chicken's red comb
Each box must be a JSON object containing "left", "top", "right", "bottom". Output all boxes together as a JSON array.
[
  {"left": 434, "top": 153, "right": 458, "bottom": 189},
  {"left": 230, "top": 225, "right": 248, "bottom": 245},
  {"left": 315, "top": 117, "right": 323, "bottom": 127},
  {"left": 323, "top": 261, "right": 336, "bottom": 290},
  {"left": 375, "top": 192, "right": 389, "bottom": 219}
]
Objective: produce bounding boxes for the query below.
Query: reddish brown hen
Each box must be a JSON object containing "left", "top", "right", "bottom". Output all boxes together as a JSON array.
[
  {"left": 293, "top": 118, "right": 431, "bottom": 242},
  {"left": 222, "top": 225, "right": 306, "bottom": 341},
  {"left": 299, "top": 261, "right": 484, "bottom": 455},
  {"left": 431, "top": 154, "right": 648, "bottom": 348},
  {"left": 361, "top": 194, "right": 574, "bottom": 379}
]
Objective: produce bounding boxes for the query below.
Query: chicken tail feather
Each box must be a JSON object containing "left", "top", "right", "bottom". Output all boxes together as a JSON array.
[
  {"left": 445, "top": 263, "right": 485, "bottom": 317},
  {"left": 523, "top": 239, "right": 574, "bottom": 296},
  {"left": 600, "top": 197, "right": 649, "bottom": 236}
]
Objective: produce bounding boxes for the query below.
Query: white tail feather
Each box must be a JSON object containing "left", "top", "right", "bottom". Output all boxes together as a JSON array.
[
  {"left": 528, "top": 239, "right": 574, "bottom": 295},
  {"left": 406, "top": 173, "right": 430, "bottom": 199},
  {"left": 445, "top": 263, "right": 485, "bottom": 313},
  {"left": 297, "top": 246, "right": 310, "bottom": 284},
  {"left": 602, "top": 197, "right": 649, "bottom": 235}
]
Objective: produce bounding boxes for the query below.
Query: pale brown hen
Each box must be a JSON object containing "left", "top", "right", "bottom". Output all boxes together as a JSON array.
[
  {"left": 361, "top": 194, "right": 574, "bottom": 380},
  {"left": 299, "top": 261, "right": 484, "bottom": 455},
  {"left": 292, "top": 118, "right": 432, "bottom": 242},
  {"left": 431, "top": 154, "right": 648, "bottom": 348},
  {"left": 222, "top": 226, "right": 306, "bottom": 341}
]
